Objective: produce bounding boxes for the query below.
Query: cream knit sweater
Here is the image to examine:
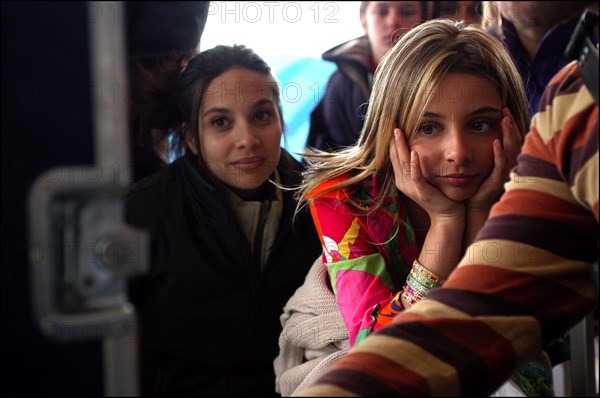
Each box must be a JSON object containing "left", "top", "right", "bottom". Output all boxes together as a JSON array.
[{"left": 273, "top": 257, "right": 349, "bottom": 396}]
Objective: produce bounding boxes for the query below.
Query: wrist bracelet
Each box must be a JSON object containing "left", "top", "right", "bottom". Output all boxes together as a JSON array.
[
  {"left": 405, "top": 274, "right": 430, "bottom": 296},
  {"left": 411, "top": 258, "right": 446, "bottom": 286},
  {"left": 409, "top": 267, "right": 441, "bottom": 290},
  {"left": 401, "top": 288, "right": 420, "bottom": 306}
]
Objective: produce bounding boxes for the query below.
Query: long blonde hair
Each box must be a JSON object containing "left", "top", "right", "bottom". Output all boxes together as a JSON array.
[{"left": 296, "top": 18, "right": 529, "bottom": 214}]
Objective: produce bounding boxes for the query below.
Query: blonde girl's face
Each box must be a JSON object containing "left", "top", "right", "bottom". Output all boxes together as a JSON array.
[
  {"left": 408, "top": 73, "right": 503, "bottom": 202},
  {"left": 187, "top": 68, "right": 282, "bottom": 199}
]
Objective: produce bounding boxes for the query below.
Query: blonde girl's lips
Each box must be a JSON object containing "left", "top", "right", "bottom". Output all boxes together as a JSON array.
[{"left": 441, "top": 174, "right": 477, "bottom": 186}]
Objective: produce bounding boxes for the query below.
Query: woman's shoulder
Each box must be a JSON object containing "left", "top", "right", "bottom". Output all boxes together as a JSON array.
[
  {"left": 124, "top": 162, "right": 178, "bottom": 198},
  {"left": 122, "top": 160, "right": 182, "bottom": 220}
]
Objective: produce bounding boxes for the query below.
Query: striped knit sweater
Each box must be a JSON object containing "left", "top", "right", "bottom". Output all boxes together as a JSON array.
[{"left": 294, "top": 61, "right": 599, "bottom": 396}]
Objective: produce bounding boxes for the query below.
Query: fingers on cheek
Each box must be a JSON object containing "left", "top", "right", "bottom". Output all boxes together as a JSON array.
[
  {"left": 390, "top": 143, "right": 398, "bottom": 165},
  {"left": 497, "top": 140, "right": 506, "bottom": 158},
  {"left": 502, "top": 118, "right": 510, "bottom": 134}
]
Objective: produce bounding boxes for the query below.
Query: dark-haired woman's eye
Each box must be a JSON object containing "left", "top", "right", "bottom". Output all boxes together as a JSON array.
[
  {"left": 255, "top": 110, "right": 272, "bottom": 122},
  {"left": 212, "top": 117, "right": 227, "bottom": 128}
]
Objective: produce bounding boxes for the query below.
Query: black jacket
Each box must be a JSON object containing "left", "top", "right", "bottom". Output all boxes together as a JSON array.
[
  {"left": 124, "top": 150, "right": 321, "bottom": 396},
  {"left": 305, "top": 35, "right": 373, "bottom": 151}
]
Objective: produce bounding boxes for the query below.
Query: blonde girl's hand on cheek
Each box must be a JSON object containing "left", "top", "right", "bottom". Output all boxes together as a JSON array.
[
  {"left": 467, "top": 107, "right": 523, "bottom": 212},
  {"left": 390, "top": 128, "right": 465, "bottom": 221}
]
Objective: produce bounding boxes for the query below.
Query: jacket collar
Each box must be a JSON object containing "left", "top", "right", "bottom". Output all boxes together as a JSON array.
[
  {"left": 181, "top": 151, "right": 229, "bottom": 214},
  {"left": 179, "top": 149, "right": 303, "bottom": 216},
  {"left": 322, "top": 35, "right": 372, "bottom": 71}
]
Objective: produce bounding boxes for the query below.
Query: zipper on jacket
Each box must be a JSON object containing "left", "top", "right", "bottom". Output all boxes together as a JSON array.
[{"left": 252, "top": 200, "right": 272, "bottom": 276}]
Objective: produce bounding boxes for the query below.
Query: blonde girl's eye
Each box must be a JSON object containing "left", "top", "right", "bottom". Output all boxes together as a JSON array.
[
  {"left": 418, "top": 123, "right": 440, "bottom": 136},
  {"left": 471, "top": 120, "right": 492, "bottom": 133}
]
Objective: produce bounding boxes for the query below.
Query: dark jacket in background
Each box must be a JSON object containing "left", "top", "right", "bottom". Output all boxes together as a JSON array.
[
  {"left": 486, "top": 12, "right": 583, "bottom": 118},
  {"left": 124, "top": 150, "right": 322, "bottom": 396},
  {"left": 305, "top": 35, "right": 373, "bottom": 152}
]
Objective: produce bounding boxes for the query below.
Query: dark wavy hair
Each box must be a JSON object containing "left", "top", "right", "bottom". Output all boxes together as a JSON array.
[{"left": 137, "top": 44, "right": 283, "bottom": 160}]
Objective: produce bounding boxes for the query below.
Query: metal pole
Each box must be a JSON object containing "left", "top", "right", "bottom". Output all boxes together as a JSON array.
[
  {"left": 88, "top": 2, "right": 139, "bottom": 396},
  {"left": 88, "top": 0, "right": 131, "bottom": 186},
  {"left": 103, "top": 307, "right": 140, "bottom": 397},
  {"left": 569, "top": 312, "right": 595, "bottom": 396}
]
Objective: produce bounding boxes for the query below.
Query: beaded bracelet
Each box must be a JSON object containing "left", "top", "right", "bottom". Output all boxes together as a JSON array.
[
  {"left": 400, "top": 288, "right": 420, "bottom": 306},
  {"left": 411, "top": 259, "right": 446, "bottom": 287},
  {"left": 412, "top": 259, "right": 446, "bottom": 284},
  {"left": 405, "top": 274, "right": 430, "bottom": 296},
  {"left": 403, "top": 284, "right": 426, "bottom": 301},
  {"left": 408, "top": 267, "right": 441, "bottom": 290}
]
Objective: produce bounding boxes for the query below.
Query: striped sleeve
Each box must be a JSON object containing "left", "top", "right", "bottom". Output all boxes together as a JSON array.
[{"left": 294, "top": 61, "right": 598, "bottom": 396}]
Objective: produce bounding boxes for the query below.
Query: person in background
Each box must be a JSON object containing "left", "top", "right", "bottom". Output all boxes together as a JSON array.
[
  {"left": 305, "top": 1, "right": 430, "bottom": 152},
  {"left": 432, "top": 1, "right": 482, "bottom": 25},
  {"left": 124, "top": 45, "right": 321, "bottom": 396},
  {"left": 294, "top": 6, "right": 599, "bottom": 397},
  {"left": 126, "top": 1, "right": 209, "bottom": 181},
  {"left": 484, "top": 1, "right": 596, "bottom": 118},
  {"left": 286, "top": 18, "right": 553, "bottom": 397},
  {"left": 305, "top": 1, "right": 483, "bottom": 153}
]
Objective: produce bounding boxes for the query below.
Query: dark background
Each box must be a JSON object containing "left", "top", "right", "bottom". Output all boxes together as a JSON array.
[
  {"left": 1, "top": 2, "right": 207, "bottom": 394},
  {"left": 2, "top": 2, "right": 102, "bottom": 394}
]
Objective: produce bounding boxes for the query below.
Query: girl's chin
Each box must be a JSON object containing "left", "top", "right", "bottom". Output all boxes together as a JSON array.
[{"left": 440, "top": 187, "right": 478, "bottom": 202}]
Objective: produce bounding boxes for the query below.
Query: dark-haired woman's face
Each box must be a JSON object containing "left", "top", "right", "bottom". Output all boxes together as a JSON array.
[{"left": 189, "top": 68, "right": 282, "bottom": 199}]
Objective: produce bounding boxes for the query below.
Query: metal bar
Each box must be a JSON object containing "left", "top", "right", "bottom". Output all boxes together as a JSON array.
[
  {"left": 569, "top": 312, "right": 595, "bottom": 396},
  {"left": 88, "top": 1, "right": 131, "bottom": 186},
  {"left": 88, "top": 2, "right": 139, "bottom": 395},
  {"left": 103, "top": 308, "right": 140, "bottom": 397}
]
